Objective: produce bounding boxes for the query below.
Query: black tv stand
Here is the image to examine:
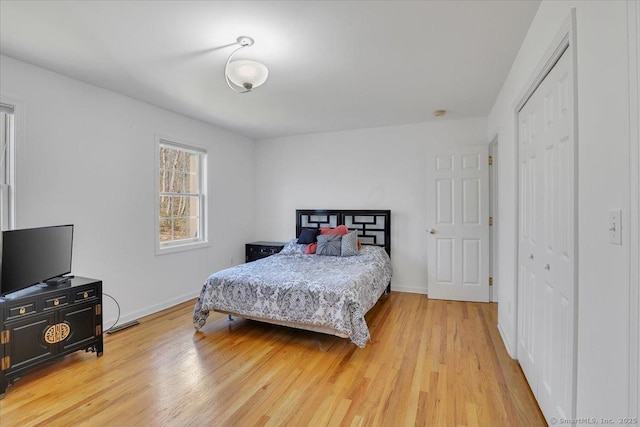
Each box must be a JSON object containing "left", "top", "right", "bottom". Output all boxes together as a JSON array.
[{"left": 0, "top": 276, "right": 103, "bottom": 397}]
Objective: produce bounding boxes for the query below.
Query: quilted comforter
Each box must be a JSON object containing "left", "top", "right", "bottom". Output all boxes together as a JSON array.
[{"left": 193, "top": 246, "right": 392, "bottom": 347}]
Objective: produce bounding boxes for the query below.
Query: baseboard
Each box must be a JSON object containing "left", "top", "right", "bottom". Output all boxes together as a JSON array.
[
  {"left": 391, "top": 284, "right": 428, "bottom": 295},
  {"left": 106, "top": 320, "right": 140, "bottom": 334},
  {"left": 102, "top": 289, "right": 200, "bottom": 329},
  {"left": 498, "top": 321, "right": 516, "bottom": 359}
]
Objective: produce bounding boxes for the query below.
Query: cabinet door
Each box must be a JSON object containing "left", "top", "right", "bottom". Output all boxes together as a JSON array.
[
  {"left": 59, "top": 303, "right": 98, "bottom": 354},
  {"left": 4, "top": 312, "right": 56, "bottom": 374}
]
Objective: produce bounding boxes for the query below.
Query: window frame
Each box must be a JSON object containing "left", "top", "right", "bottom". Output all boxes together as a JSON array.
[
  {"left": 0, "top": 99, "right": 17, "bottom": 231},
  {"left": 154, "top": 135, "right": 209, "bottom": 255}
]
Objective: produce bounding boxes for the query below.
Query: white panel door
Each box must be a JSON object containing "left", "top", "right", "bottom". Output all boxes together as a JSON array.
[
  {"left": 517, "top": 47, "right": 575, "bottom": 423},
  {"left": 427, "top": 145, "right": 490, "bottom": 302},
  {"left": 517, "top": 69, "right": 541, "bottom": 397}
]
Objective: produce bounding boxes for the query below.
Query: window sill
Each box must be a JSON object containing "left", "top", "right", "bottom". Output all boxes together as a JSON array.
[{"left": 156, "top": 240, "right": 210, "bottom": 256}]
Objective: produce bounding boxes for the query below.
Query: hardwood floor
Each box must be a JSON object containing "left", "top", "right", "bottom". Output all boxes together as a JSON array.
[{"left": 0, "top": 292, "right": 545, "bottom": 426}]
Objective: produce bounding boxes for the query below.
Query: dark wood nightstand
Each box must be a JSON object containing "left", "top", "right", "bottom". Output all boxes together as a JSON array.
[{"left": 245, "top": 241, "right": 286, "bottom": 262}]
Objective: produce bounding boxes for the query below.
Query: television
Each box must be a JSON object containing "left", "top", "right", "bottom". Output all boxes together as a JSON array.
[{"left": 0, "top": 225, "right": 74, "bottom": 296}]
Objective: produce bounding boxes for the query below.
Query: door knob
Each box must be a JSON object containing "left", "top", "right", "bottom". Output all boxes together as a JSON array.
[{"left": 429, "top": 229, "right": 436, "bottom": 234}]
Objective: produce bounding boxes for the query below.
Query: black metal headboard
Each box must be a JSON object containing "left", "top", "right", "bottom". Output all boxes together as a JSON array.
[{"left": 295, "top": 209, "right": 391, "bottom": 257}]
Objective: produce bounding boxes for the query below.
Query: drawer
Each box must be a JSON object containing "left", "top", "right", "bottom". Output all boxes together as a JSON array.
[
  {"left": 248, "top": 246, "right": 280, "bottom": 255},
  {"left": 44, "top": 295, "right": 68, "bottom": 309},
  {"left": 245, "top": 242, "right": 285, "bottom": 263},
  {"left": 74, "top": 287, "right": 97, "bottom": 303},
  {"left": 6, "top": 301, "right": 37, "bottom": 320}
]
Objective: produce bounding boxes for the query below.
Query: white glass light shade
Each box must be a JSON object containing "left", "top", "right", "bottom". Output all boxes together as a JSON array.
[{"left": 226, "top": 60, "right": 269, "bottom": 90}]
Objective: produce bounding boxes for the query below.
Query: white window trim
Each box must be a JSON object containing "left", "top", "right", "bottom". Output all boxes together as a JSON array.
[
  {"left": 0, "top": 97, "right": 19, "bottom": 231},
  {"left": 154, "top": 134, "right": 209, "bottom": 255}
]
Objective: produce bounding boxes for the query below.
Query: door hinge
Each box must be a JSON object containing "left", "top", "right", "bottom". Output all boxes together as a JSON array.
[
  {"left": 489, "top": 277, "right": 494, "bottom": 286},
  {"left": 489, "top": 217, "right": 494, "bottom": 226},
  {"left": 1, "top": 356, "right": 10, "bottom": 371},
  {"left": 96, "top": 325, "right": 102, "bottom": 336},
  {"left": 0, "top": 330, "right": 9, "bottom": 344},
  {"left": 95, "top": 304, "right": 101, "bottom": 316},
  {"left": 488, "top": 155, "right": 493, "bottom": 166}
]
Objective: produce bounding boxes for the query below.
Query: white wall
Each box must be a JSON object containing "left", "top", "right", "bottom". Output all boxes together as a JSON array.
[
  {"left": 254, "top": 118, "right": 487, "bottom": 293},
  {"left": 0, "top": 55, "right": 256, "bottom": 327},
  {"left": 487, "top": 0, "right": 634, "bottom": 420}
]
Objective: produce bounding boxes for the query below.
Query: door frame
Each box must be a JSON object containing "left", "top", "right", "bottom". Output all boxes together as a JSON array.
[
  {"left": 512, "top": 9, "right": 578, "bottom": 419},
  {"left": 628, "top": 0, "right": 640, "bottom": 418},
  {"left": 489, "top": 136, "right": 498, "bottom": 303}
]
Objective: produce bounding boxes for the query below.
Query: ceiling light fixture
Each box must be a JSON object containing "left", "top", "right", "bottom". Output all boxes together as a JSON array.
[{"left": 225, "top": 36, "right": 268, "bottom": 93}]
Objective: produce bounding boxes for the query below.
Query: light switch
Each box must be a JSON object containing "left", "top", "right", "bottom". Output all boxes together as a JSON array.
[{"left": 609, "top": 209, "right": 622, "bottom": 245}]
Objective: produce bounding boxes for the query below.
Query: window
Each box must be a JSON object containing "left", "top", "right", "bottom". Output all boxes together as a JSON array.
[
  {"left": 156, "top": 138, "right": 207, "bottom": 253},
  {"left": 0, "top": 102, "right": 15, "bottom": 231}
]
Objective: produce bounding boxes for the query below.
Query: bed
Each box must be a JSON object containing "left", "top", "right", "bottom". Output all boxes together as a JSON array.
[{"left": 193, "top": 209, "right": 392, "bottom": 347}]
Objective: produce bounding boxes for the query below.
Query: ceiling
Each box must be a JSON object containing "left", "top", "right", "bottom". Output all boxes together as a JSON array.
[{"left": 0, "top": 1, "right": 541, "bottom": 140}]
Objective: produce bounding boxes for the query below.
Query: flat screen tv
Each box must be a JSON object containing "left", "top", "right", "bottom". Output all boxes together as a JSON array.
[{"left": 0, "top": 225, "right": 74, "bottom": 296}]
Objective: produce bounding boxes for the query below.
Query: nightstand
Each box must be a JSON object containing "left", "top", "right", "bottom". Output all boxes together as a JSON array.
[{"left": 245, "top": 241, "right": 286, "bottom": 262}]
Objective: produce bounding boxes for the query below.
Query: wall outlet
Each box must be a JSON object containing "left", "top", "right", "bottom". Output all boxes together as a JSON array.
[
  {"left": 609, "top": 209, "right": 622, "bottom": 245},
  {"left": 230, "top": 256, "right": 235, "bottom": 266}
]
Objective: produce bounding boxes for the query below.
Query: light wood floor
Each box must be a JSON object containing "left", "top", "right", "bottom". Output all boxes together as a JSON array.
[{"left": 0, "top": 292, "right": 545, "bottom": 426}]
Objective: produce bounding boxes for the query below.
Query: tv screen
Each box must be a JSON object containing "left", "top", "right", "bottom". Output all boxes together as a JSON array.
[{"left": 0, "top": 225, "right": 74, "bottom": 296}]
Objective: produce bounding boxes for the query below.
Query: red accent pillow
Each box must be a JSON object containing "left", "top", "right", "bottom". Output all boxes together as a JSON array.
[
  {"left": 304, "top": 243, "right": 317, "bottom": 254},
  {"left": 320, "top": 225, "right": 349, "bottom": 236}
]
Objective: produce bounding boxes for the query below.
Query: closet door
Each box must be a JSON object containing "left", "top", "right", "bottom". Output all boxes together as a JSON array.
[
  {"left": 517, "top": 47, "right": 575, "bottom": 423},
  {"left": 517, "top": 74, "right": 540, "bottom": 396}
]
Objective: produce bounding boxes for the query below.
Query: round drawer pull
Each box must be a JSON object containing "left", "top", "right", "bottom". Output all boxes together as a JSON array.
[
  {"left": 19, "top": 307, "right": 26, "bottom": 315},
  {"left": 54, "top": 299, "right": 60, "bottom": 306},
  {"left": 83, "top": 292, "right": 89, "bottom": 299}
]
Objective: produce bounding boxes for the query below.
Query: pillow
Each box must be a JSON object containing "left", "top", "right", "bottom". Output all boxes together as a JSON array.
[
  {"left": 341, "top": 231, "right": 359, "bottom": 257},
  {"left": 319, "top": 225, "right": 349, "bottom": 236},
  {"left": 297, "top": 227, "right": 319, "bottom": 244},
  {"left": 279, "top": 238, "right": 307, "bottom": 255},
  {"left": 304, "top": 243, "right": 317, "bottom": 254},
  {"left": 316, "top": 234, "right": 342, "bottom": 256}
]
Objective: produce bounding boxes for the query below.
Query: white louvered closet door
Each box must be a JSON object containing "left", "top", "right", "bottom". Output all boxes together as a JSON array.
[{"left": 517, "top": 47, "right": 575, "bottom": 423}]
